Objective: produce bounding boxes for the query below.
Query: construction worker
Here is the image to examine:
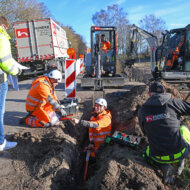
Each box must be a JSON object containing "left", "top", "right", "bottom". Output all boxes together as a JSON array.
[
  {"left": 20, "top": 69, "right": 67, "bottom": 127},
  {"left": 101, "top": 34, "right": 111, "bottom": 53},
  {"left": 0, "top": 16, "right": 22, "bottom": 151},
  {"left": 138, "top": 81, "right": 190, "bottom": 184},
  {"left": 166, "top": 34, "right": 185, "bottom": 69},
  {"left": 71, "top": 98, "right": 112, "bottom": 162}
]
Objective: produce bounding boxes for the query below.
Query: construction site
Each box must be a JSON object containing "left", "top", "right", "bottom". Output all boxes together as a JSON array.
[
  {"left": 1, "top": 1, "right": 190, "bottom": 189},
  {"left": 1, "top": 63, "right": 190, "bottom": 190}
]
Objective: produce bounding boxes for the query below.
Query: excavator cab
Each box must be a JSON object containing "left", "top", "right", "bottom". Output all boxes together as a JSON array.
[
  {"left": 156, "top": 24, "right": 190, "bottom": 80},
  {"left": 89, "top": 26, "right": 117, "bottom": 77},
  {"left": 131, "top": 24, "right": 190, "bottom": 81},
  {"left": 81, "top": 26, "right": 124, "bottom": 90}
]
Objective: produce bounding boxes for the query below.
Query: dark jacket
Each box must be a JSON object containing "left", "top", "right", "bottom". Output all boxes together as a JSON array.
[{"left": 138, "top": 93, "right": 190, "bottom": 156}]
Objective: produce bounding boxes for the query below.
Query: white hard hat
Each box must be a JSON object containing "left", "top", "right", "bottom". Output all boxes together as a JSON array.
[
  {"left": 95, "top": 98, "right": 107, "bottom": 108},
  {"left": 48, "top": 69, "right": 62, "bottom": 83}
]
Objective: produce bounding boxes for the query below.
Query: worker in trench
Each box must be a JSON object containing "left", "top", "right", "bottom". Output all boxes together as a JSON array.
[
  {"left": 71, "top": 98, "right": 112, "bottom": 163},
  {"left": 20, "top": 69, "right": 67, "bottom": 127},
  {"left": 138, "top": 81, "right": 190, "bottom": 184}
]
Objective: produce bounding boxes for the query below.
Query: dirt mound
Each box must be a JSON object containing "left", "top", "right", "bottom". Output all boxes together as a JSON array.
[
  {"left": 0, "top": 124, "right": 84, "bottom": 190},
  {"left": 85, "top": 140, "right": 189, "bottom": 190},
  {"left": 106, "top": 85, "right": 148, "bottom": 135},
  {"left": 161, "top": 80, "right": 185, "bottom": 100},
  {"left": 86, "top": 144, "right": 167, "bottom": 190}
]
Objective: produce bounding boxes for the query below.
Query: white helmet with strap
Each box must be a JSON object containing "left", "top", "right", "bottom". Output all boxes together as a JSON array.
[
  {"left": 95, "top": 98, "right": 107, "bottom": 108},
  {"left": 48, "top": 69, "right": 62, "bottom": 83}
]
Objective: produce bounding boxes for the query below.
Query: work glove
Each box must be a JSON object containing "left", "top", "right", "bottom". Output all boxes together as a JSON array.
[
  {"left": 17, "top": 68, "right": 23, "bottom": 75},
  {"left": 80, "top": 120, "right": 99, "bottom": 128},
  {"left": 60, "top": 108, "right": 67, "bottom": 117},
  {"left": 47, "top": 96, "right": 67, "bottom": 117}
]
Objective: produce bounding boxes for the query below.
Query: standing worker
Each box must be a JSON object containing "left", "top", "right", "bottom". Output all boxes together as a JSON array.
[
  {"left": 0, "top": 16, "right": 22, "bottom": 151},
  {"left": 138, "top": 81, "right": 190, "bottom": 184},
  {"left": 71, "top": 98, "right": 112, "bottom": 162},
  {"left": 20, "top": 69, "right": 67, "bottom": 127}
]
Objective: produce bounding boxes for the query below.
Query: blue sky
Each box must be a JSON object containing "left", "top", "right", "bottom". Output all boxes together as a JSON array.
[{"left": 39, "top": 0, "right": 190, "bottom": 46}]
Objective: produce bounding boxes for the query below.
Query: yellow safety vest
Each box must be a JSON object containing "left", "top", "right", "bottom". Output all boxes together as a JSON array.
[{"left": 0, "top": 26, "right": 19, "bottom": 83}]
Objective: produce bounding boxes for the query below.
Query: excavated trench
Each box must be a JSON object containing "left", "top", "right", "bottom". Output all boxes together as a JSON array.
[{"left": 10, "top": 123, "right": 85, "bottom": 190}]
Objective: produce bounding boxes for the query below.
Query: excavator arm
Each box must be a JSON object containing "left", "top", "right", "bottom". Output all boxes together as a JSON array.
[{"left": 131, "top": 24, "right": 159, "bottom": 75}]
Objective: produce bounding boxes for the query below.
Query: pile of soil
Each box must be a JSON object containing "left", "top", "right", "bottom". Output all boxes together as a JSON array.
[{"left": 0, "top": 124, "right": 84, "bottom": 190}]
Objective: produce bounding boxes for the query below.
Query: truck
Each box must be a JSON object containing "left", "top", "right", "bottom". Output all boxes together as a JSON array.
[
  {"left": 81, "top": 26, "right": 125, "bottom": 90},
  {"left": 13, "top": 18, "right": 69, "bottom": 75},
  {"left": 131, "top": 24, "right": 190, "bottom": 82}
]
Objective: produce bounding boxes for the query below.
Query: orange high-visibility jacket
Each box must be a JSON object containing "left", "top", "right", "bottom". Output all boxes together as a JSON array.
[
  {"left": 25, "top": 76, "right": 58, "bottom": 127},
  {"left": 167, "top": 38, "right": 184, "bottom": 68},
  {"left": 88, "top": 110, "right": 112, "bottom": 155},
  {"left": 101, "top": 41, "right": 111, "bottom": 52}
]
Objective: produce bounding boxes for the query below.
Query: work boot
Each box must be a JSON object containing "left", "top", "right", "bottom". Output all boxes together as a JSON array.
[
  {"left": 177, "top": 159, "right": 185, "bottom": 175},
  {"left": 19, "top": 113, "right": 31, "bottom": 124},
  {"left": 19, "top": 116, "right": 27, "bottom": 124},
  {"left": 161, "top": 164, "right": 174, "bottom": 185},
  {"left": 0, "top": 139, "right": 17, "bottom": 151},
  {"left": 43, "top": 122, "right": 51, "bottom": 128}
]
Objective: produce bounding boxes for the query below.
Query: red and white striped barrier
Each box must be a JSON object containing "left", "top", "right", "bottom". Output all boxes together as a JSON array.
[
  {"left": 65, "top": 59, "right": 76, "bottom": 98},
  {"left": 75, "top": 58, "right": 84, "bottom": 76},
  {"left": 79, "top": 58, "right": 84, "bottom": 74}
]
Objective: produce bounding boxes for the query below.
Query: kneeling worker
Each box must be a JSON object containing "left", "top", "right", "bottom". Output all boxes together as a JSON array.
[
  {"left": 138, "top": 81, "right": 190, "bottom": 184},
  {"left": 21, "top": 69, "right": 67, "bottom": 127},
  {"left": 71, "top": 98, "right": 112, "bottom": 161}
]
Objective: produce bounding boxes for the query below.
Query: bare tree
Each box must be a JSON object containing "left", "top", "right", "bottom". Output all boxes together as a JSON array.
[
  {"left": 63, "top": 26, "right": 87, "bottom": 57},
  {"left": 0, "top": 0, "right": 52, "bottom": 57},
  {"left": 139, "top": 14, "right": 167, "bottom": 41},
  {"left": 92, "top": 9, "right": 110, "bottom": 26},
  {"left": 92, "top": 4, "right": 130, "bottom": 55},
  {"left": 0, "top": 0, "right": 51, "bottom": 23},
  {"left": 137, "top": 14, "right": 167, "bottom": 60}
]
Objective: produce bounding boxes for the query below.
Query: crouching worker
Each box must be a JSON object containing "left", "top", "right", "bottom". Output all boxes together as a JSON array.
[
  {"left": 71, "top": 98, "right": 112, "bottom": 162},
  {"left": 20, "top": 69, "right": 67, "bottom": 127},
  {"left": 138, "top": 81, "right": 190, "bottom": 184}
]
